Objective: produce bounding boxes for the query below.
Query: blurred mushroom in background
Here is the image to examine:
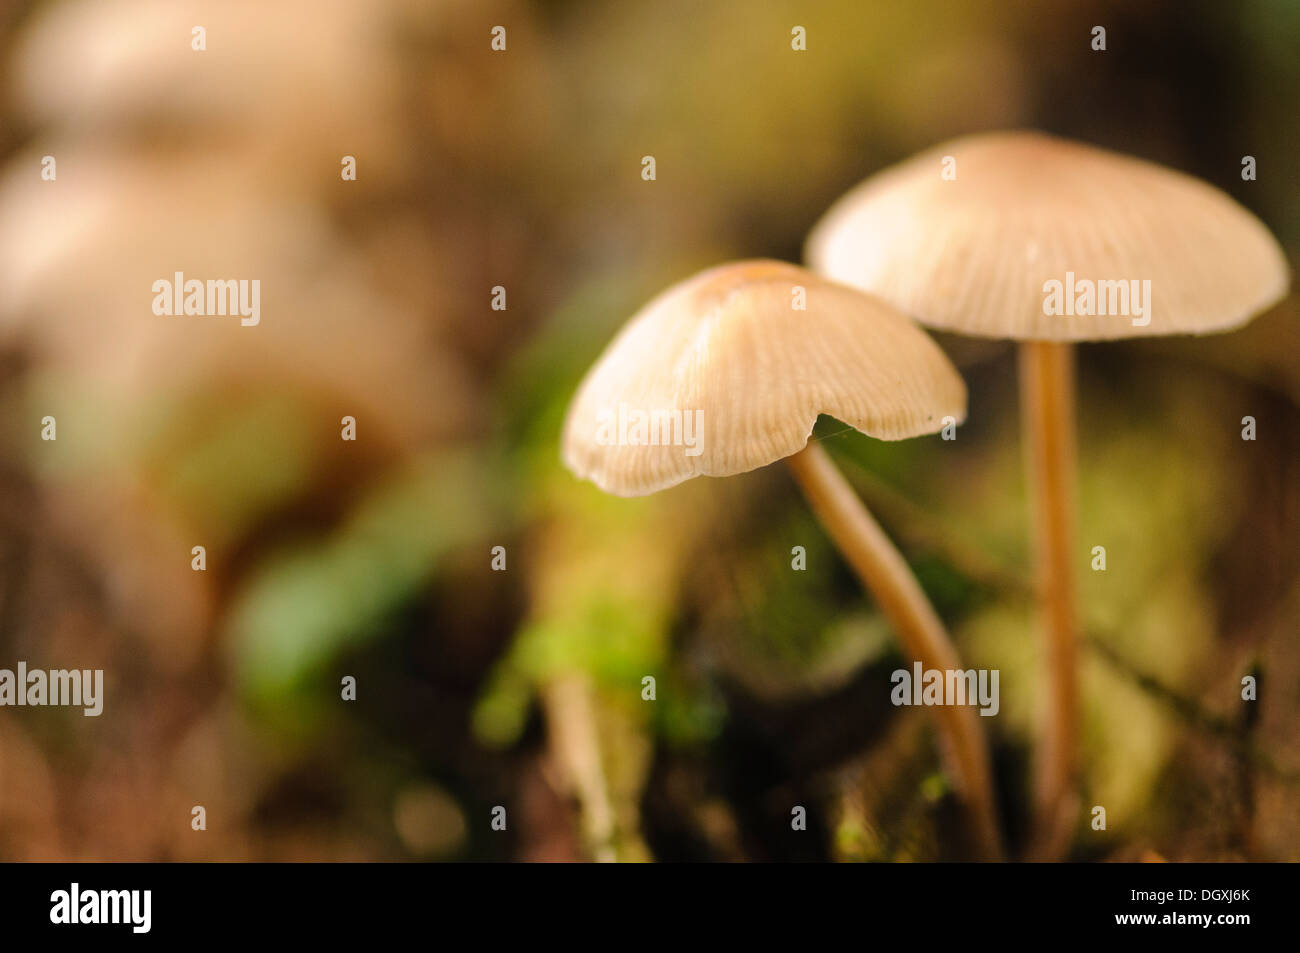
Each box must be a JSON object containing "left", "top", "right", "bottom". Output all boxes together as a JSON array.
[{"left": 0, "top": 0, "right": 543, "bottom": 859}]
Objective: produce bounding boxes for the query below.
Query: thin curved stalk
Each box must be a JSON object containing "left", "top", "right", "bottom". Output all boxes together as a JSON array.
[
  {"left": 786, "top": 442, "right": 1004, "bottom": 861},
  {"left": 1019, "top": 340, "right": 1081, "bottom": 861}
]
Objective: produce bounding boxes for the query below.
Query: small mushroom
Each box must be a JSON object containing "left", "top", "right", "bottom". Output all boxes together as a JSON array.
[
  {"left": 563, "top": 259, "right": 1003, "bottom": 859},
  {"left": 807, "top": 131, "right": 1291, "bottom": 859}
]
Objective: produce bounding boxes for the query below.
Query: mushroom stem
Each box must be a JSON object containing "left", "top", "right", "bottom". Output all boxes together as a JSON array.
[
  {"left": 786, "top": 441, "right": 1004, "bottom": 861},
  {"left": 1018, "top": 340, "right": 1081, "bottom": 861},
  {"left": 541, "top": 674, "right": 621, "bottom": 862}
]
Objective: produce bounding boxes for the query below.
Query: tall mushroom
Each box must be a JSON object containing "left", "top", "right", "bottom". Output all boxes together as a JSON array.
[
  {"left": 806, "top": 131, "right": 1291, "bottom": 859},
  {"left": 562, "top": 259, "right": 1003, "bottom": 859}
]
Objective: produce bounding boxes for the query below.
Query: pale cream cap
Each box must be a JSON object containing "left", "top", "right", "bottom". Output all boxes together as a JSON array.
[
  {"left": 562, "top": 260, "right": 966, "bottom": 496},
  {"left": 807, "top": 131, "right": 1290, "bottom": 341}
]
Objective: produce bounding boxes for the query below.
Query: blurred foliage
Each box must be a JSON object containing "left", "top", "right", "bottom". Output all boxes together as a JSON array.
[{"left": 230, "top": 451, "right": 498, "bottom": 714}]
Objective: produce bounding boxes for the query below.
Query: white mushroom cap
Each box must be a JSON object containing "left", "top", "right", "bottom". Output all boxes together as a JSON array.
[
  {"left": 807, "top": 131, "right": 1290, "bottom": 341},
  {"left": 562, "top": 260, "right": 967, "bottom": 497}
]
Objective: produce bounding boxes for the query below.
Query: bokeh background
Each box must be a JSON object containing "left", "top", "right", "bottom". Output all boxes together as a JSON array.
[{"left": 0, "top": 0, "right": 1296, "bottom": 861}]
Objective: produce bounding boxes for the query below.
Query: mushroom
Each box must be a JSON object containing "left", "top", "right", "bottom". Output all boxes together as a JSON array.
[
  {"left": 562, "top": 259, "right": 1003, "bottom": 859},
  {"left": 806, "top": 130, "right": 1291, "bottom": 859}
]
